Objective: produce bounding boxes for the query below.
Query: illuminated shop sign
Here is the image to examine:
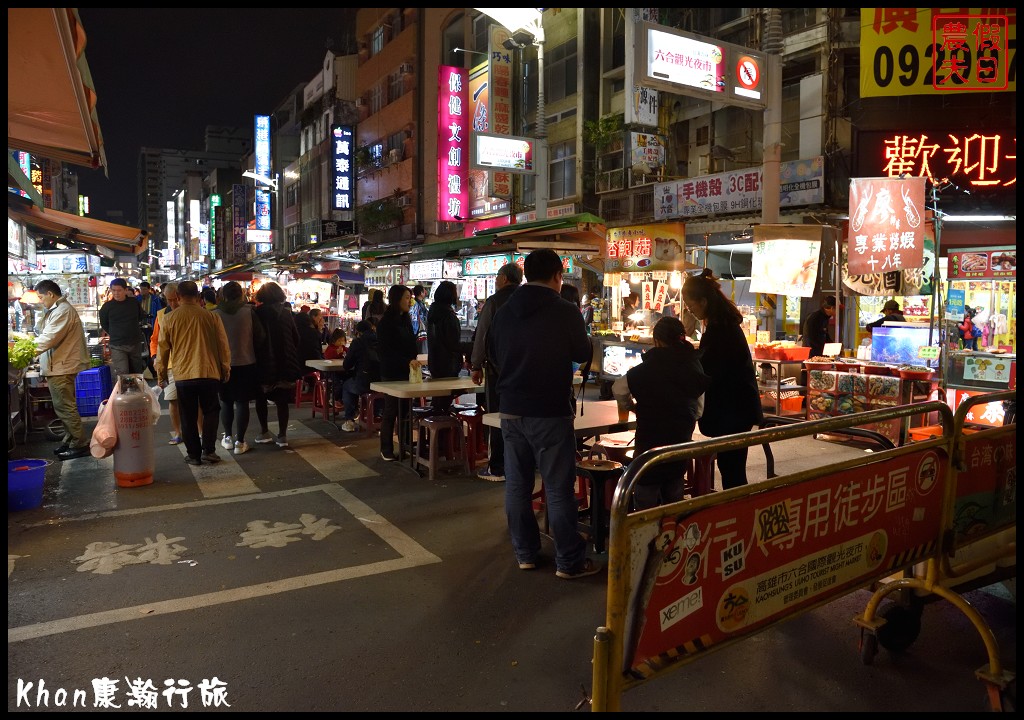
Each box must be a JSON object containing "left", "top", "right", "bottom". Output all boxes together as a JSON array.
[
  {"left": 860, "top": 8, "right": 1015, "bottom": 97},
  {"left": 635, "top": 21, "right": 766, "bottom": 110},
  {"left": 605, "top": 222, "right": 687, "bottom": 273},
  {"left": 859, "top": 130, "right": 1017, "bottom": 189},
  {"left": 437, "top": 65, "right": 470, "bottom": 222},
  {"left": 471, "top": 132, "right": 535, "bottom": 173},
  {"left": 848, "top": 177, "right": 926, "bottom": 275},
  {"left": 331, "top": 124, "right": 355, "bottom": 211},
  {"left": 254, "top": 114, "right": 272, "bottom": 254}
]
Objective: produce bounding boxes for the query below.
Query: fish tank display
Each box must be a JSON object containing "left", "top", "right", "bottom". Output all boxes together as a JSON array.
[{"left": 870, "top": 323, "right": 939, "bottom": 368}]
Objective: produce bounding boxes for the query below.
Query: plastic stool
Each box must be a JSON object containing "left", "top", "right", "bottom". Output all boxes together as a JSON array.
[
  {"left": 683, "top": 454, "right": 716, "bottom": 497},
  {"left": 358, "top": 392, "right": 385, "bottom": 436},
  {"left": 453, "top": 407, "right": 488, "bottom": 468},
  {"left": 295, "top": 372, "right": 319, "bottom": 407},
  {"left": 575, "top": 458, "right": 624, "bottom": 553},
  {"left": 414, "top": 415, "right": 469, "bottom": 482},
  {"left": 310, "top": 377, "right": 329, "bottom": 420}
]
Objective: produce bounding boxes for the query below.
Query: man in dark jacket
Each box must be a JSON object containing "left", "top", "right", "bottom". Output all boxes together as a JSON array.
[
  {"left": 470, "top": 262, "right": 523, "bottom": 482},
  {"left": 801, "top": 295, "right": 837, "bottom": 358},
  {"left": 489, "top": 249, "right": 598, "bottom": 579}
]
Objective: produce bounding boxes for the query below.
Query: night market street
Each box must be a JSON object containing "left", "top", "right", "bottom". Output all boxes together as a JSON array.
[{"left": 8, "top": 394, "right": 1015, "bottom": 712}]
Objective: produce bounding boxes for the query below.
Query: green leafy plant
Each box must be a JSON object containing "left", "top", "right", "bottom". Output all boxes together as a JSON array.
[
  {"left": 356, "top": 197, "right": 405, "bottom": 233},
  {"left": 8, "top": 335, "right": 38, "bottom": 370},
  {"left": 583, "top": 114, "right": 624, "bottom": 153}
]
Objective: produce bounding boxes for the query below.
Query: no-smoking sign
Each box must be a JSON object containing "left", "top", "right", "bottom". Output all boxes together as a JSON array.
[{"left": 736, "top": 55, "right": 760, "bottom": 89}]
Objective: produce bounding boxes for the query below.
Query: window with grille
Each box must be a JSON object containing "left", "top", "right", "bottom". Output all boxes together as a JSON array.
[{"left": 388, "top": 72, "right": 403, "bottom": 104}]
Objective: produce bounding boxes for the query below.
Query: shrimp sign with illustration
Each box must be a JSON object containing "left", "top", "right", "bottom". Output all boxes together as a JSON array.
[{"left": 848, "top": 176, "right": 926, "bottom": 276}]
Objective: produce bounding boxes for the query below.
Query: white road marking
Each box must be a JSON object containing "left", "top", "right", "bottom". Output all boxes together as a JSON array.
[
  {"left": 9, "top": 484, "right": 440, "bottom": 642},
  {"left": 286, "top": 421, "right": 380, "bottom": 482},
  {"left": 173, "top": 441, "right": 260, "bottom": 497}
]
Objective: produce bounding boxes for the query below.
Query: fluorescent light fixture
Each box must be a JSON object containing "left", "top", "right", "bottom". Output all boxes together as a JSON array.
[
  {"left": 242, "top": 170, "right": 279, "bottom": 190},
  {"left": 943, "top": 215, "right": 1015, "bottom": 222}
]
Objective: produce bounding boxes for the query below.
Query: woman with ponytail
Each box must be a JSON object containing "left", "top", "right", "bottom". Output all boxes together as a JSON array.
[{"left": 682, "top": 269, "right": 763, "bottom": 490}]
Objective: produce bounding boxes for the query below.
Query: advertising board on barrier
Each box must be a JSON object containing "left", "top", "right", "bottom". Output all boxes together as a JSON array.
[{"left": 624, "top": 448, "right": 948, "bottom": 675}]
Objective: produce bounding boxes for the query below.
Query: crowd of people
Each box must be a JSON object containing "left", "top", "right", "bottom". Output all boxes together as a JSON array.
[{"left": 28, "top": 255, "right": 773, "bottom": 581}]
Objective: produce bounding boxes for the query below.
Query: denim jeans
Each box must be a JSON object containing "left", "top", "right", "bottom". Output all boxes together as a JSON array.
[{"left": 502, "top": 415, "right": 586, "bottom": 573}]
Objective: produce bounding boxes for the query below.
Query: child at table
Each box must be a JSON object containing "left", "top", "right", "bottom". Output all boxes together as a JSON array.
[
  {"left": 324, "top": 329, "right": 349, "bottom": 409},
  {"left": 325, "top": 329, "right": 348, "bottom": 360}
]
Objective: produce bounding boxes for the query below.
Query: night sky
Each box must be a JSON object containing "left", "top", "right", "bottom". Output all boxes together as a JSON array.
[{"left": 75, "top": 8, "right": 357, "bottom": 226}]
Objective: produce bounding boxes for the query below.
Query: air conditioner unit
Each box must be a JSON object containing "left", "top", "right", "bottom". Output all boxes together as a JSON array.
[
  {"left": 388, "top": 148, "right": 401, "bottom": 164},
  {"left": 399, "top": 62, "right": 414, "bottom": 75},
  {"left": 396, "top": 195, "right": 412, "bottom": 208}
]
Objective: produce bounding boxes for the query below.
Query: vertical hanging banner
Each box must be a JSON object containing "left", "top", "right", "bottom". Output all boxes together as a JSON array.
[
  {"left": 641, "top": 280, "right": 655, "bottom": 311},
  {"left": 847, "top": 176, "right": 925, "bottom": 275},
  {"left": 253, "top": 114, "right": 273, "bottom": 253},
  {"left": 438, "top": 65, "right": 470, "bottom": 222},
  {"left": 488, "top": 24, "right": 514, "bottom": 200},
  {"left": 231, "top": 184, "right": 247, "bottom": 263},
  {"left": 331, "top": 124, "right": 354, "bottom": 212}
]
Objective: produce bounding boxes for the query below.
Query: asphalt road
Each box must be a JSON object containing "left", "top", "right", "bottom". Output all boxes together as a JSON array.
[{"left": 8, "top": 394, "right": 1016, "bottom": 712}]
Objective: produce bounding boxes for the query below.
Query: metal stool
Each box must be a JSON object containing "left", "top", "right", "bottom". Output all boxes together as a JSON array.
[
  {"left": 414, "top": 415, "right": 469, "bottom": 482},
  {"left": 575, "top": 458, "right": 624, "bottom": 553}
]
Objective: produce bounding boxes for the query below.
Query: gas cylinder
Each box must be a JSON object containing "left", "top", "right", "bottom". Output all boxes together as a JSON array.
[{"left": 112, "top": 374, "right": 155, "bottom": 487}]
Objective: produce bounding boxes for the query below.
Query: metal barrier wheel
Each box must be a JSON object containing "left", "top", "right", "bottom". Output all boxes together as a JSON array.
[
  {"left": 876, "top": 602, "right": 923, "bottom": 652},
  {"left": 45, "top": 418, "right": 63, "bottom": 441},
  {"left": 859, "top": 631, "right": 878, "bottom": 665}
]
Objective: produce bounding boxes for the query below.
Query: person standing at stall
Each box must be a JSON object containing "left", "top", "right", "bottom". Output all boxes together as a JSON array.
[
  {"left": 580, "top": 294, "right": 595, "bottom": 335},
  {"left": 376, "top": 284, "right": 420, "bottom": 461},
  {"left": 801, "top": 295, "right": 837, "bottom": 358},
  {"left": 362, "top": 289, "right": 387, "bottom": 328},
  {"left": 612, "top": 316, "right": 710, "bottom": 509},
  {"left": 411, "top": 284, "right": 429, "bottom": 353},
  {"left": 100, "top": 277, "right": 147, "bottom": 386},
  {"left": 682, "top": 269, "right": 763, "bottom": 490},
  {"left": 958, "top": 307, "right": 978, "bottom": 350},
  {"left": 490, "top": 249, "right": 598, "bottom": 579},
  {"left": 470, "top": 262, "right": 523, "bottom": 483},
  {"left": 32, "top": 280, "right": 91, "bottom": 460},
  {"left": 426, "top": 280, "right": 463, "bottom": 413},
  {"left": 866, "top": 300, "right": 906, "bottom": 332}
]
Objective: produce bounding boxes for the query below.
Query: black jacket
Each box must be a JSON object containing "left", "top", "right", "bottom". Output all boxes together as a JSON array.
[
  {"left": 866, "top": 312, "right": 906, "bottom": 331},
  {"left": 626, "top": 344, "right": 710, "bottom": 455},
  {"left": 376, "top": 309, "right": 418, "bottom": 381},
  {"left": 801, "top": 308, "right": 832, "bottom": 358},
  {"left": 254, "top": 302, "right": 302, "bottom": 384},
  {"left": 426, "top": 302, "right": 463, "bottom": 379},
  {"left": 697, "top": 321, "right": 763, "bottom": 437},
  {"left": 490, "top": 284, "right": 591, "bottom": 417},
  {"left": 294, "top": 312, "right": 324, "bottom": 364},
  {"left": 342, "top": 329, "right": 379, "bottom": 393}
]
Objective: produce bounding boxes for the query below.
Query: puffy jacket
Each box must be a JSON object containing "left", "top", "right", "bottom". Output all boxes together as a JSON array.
[
  {"left": 426, "top": 302, "right": 463, "bottom": 379},
  {"left": 294, "top": 312, "right": 324, "bottom": 364},
  {"left": 254, "top": 302, "right": 303, "bottom": 383},
  {"left": 376, "top": 309, "right": 418, "bottom": 381},
  {"left": 35, "top": 297, "right": 89, "bottom": 377}
]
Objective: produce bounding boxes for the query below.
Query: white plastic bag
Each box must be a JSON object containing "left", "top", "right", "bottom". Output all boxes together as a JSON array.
[
  {"left": 143, "top": 381, "right": 163, "bottom": 425},
  {"left": 90, "top": 379, "right": 120, "bottom": 457}
]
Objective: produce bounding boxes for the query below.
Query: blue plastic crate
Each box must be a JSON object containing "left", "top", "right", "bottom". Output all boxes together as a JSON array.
[{"left": 75, "top": 365, "right": 113, "bottom": 417}]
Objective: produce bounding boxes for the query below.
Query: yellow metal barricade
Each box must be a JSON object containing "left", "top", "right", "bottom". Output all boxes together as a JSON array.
[
  {"left": 592, "top": 401, "right": 955, "bottom": 711},
  {"left": 854, "top": 389, "right": 1016, "bottom": 711}
]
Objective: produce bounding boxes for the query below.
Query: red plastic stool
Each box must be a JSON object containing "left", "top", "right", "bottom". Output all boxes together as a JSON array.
[
  {"left": 453, "top": 407, "right": 488, "bottom": 468},
  {"left": 295, "top": 372, "right": 319, "bottom": 407},
  {"left": 683, "top": 454, "right": 716, "bottom": 497},
  {"left": 358, "top": 392, "right": 385, "bottom": 436},
  {"left": 310, "top": 377, "right": 329, "bottom": 419}
]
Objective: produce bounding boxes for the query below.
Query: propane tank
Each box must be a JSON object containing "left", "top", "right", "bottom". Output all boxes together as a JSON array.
[{"left": 112, "top": 374, "right": 155, "bottom": 487}]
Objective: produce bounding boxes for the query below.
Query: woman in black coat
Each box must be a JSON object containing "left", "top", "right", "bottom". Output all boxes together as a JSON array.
[
  {"left": 375, "top": 284, "right": 419, "bottom": 461},
  {"left": 253, "top": 281, "right": 302, "bottom": 448},
  {"left": 612, "top": 317, "right": 710, "bottom": 509},
  {"left": 426, "top": 280, "right": 463, "bottom": 413},
  {"left": 682, "top": 269, "right": 763, "bottom": 490}
]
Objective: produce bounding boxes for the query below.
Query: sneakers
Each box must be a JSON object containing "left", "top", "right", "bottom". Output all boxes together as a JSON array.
[
  {"left": 477, "top": 466, "right": 505, "bottom": 482},
  {"left": 555, "top": 558, "right": 604, "bottom": 580},
  {"left": 168, "top": 435, "right": 183, "bottom": 445},
  {"left": 380, "top": 450, "right": 398, "bottom": 462},
  {"left": 221, "top": 434, "right": 234, "bottom": 451},
  {"left": 233, "top": 441, "right": 250, "bottom": 455},
  {"left": 201, "top": 452, "right": 221, "bottom": 464},
  {"left": 341, "top": 420, "right": 357, "bottom": 432},
  {"left": 518, "top": 560, "right": 537, "bottom": 570},
  {"left": 254, "top": 431, "right": 275, "bottom": 444},
  {"left": 275, "top": 436, "right": 289, "bottom": 448}
]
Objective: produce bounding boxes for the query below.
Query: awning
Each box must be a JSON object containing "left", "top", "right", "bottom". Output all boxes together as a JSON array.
[
  {"left": 7, "top": 195, "right": 148, "bottom": 255},
  {"left": 471, "top": 213, "right": 607, "bottom": 255},
  {"left": 8, "top": 8, "right": 107, "bottom": 172}
]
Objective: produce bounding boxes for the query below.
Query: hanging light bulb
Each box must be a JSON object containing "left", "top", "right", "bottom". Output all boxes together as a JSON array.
[
  {"left": 20, "top": 287, "right": 41, "bottom": 304},
  {"left": 670, "top": 271, "right": 682, "bottom": 289}
]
